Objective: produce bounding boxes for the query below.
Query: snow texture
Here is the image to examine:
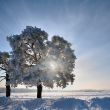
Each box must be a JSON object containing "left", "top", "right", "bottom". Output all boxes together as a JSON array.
[{"left": 0, "top": 96, "right": 110, "bottom": 110}]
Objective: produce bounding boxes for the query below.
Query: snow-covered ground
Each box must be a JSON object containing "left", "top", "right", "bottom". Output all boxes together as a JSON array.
[{"left": 0, "top": 90, "right": 110, "bottom": 110}]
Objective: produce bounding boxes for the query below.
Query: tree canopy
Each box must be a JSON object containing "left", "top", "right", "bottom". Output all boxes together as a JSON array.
[{"left": 1, "top": 26, "right": 76, "bottom": 88}]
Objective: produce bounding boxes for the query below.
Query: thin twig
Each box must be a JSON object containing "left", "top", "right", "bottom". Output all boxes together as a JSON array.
[
  {"left": 0, "top": 67, "right": 6, "bottom": 71},
  {"left": 0, "top": 78, "right": 5, "bottom": 82},
  {"left": 0, "top": 76, "right": 6, "bottom": 78}
]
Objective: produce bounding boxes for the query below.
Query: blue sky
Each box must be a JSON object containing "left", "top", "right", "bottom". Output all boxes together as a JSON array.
[{"left": 0, "top": 0, "right": 110, "bottom": 90}]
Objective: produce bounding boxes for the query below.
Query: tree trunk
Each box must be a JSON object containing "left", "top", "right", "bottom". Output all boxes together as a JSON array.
[
  {"left": 6, "top": 73, "right": 11, "bottom": 97},
  {"left": 37, "top": 84, "right": 42, "bottom": 98}
]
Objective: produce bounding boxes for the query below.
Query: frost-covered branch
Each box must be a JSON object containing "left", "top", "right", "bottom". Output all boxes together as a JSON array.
[
  {"left": 0, "top": 76, "right": 6, "bottom": 78},
  {"left": 0, "top": 77, "right": 5, "bottom": 82},
  {"left": 0, "top": 67, "right": 6, "bottom": 71}
]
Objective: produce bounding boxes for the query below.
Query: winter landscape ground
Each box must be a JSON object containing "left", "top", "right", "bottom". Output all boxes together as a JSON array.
[{"left": 0, "top": 90, "right": 110, "bottom": 110}]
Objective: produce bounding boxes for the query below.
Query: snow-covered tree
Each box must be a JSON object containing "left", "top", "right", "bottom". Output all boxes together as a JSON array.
[
  {"left": 7, "top": 26, "right": 76, "bottom": 98},
  {"left": 0, "top": 52, "right": 11, "bottom": 97}
]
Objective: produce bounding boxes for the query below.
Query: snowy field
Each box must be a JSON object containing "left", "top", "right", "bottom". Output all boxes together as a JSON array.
[{"left": 0, "top": 90, "right": 110, "bottom": 110}]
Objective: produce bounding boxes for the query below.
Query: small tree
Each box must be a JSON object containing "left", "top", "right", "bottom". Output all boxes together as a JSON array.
[
  {"left": 0, "top": 52, "right": 11, "bottom": 97},
  {"left": 7, "top": 26, "right": 76, "bottom": 98}
]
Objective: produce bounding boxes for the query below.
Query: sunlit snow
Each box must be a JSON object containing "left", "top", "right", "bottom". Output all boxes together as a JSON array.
[{"left": 0, "top": 90, "right": 110, "bottom": 110}]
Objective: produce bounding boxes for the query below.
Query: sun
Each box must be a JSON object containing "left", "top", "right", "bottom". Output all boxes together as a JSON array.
[
  {"left": 49, "top": 61, "right": 57, "bottom": 71},
  {"left": 42, "top": 55, "right": 64, "bottom": 73}
]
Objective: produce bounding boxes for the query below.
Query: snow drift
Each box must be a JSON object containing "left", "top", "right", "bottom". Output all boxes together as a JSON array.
[{"left": 0, "top": 97, "right": 110, "bottom": 110}]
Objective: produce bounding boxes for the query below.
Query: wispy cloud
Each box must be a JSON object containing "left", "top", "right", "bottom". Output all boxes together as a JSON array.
[{"left": 0, "top": 0, "right": 110, "bottom": 89}]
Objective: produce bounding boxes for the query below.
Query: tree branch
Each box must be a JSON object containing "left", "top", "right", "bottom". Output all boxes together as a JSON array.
[
  {"left": 37, "top": 53, "right": 42, "bottom": 62},
  {"left": 0, "top": 77, "right": 5, "bottom": 82},
  {"left": 0, "top": 76, "right": 6, "bottom": 78},
  {"left": 25, "top": 42, "right": 32, "bottom": 49},
  {"left": 24, "top": 41, "right": 42, "bottom": 64},
  {"left": 24, "top": 50, "right": 34, "bottom": 58},
  {"left": 0, "top": 67, "right": 6, "bottom": 71}
]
